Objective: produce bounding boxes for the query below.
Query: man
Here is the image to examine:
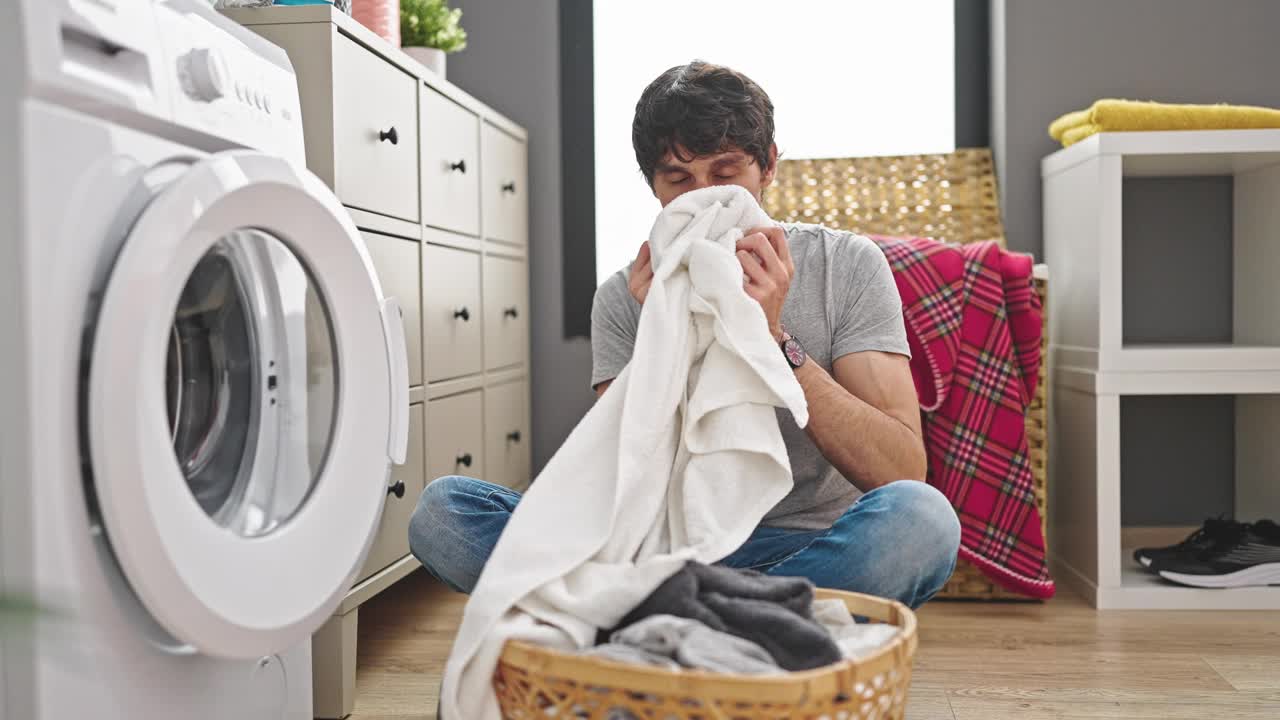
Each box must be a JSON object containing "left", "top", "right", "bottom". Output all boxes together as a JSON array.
[{"left": 409, "top": 61, "right": 960, "bottom": 609}]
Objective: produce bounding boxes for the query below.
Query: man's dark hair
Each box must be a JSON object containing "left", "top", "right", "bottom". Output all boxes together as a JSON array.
[{"left": 632, "top": 60, "right": 775, "bottom": 187}]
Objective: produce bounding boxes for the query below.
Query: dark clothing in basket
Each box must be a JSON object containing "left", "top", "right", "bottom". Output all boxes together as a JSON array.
[{"left": 606, "top": 561, "right": 842, "bottom": 671}]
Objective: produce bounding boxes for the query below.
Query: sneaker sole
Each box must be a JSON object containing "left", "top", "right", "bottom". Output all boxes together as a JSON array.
[
  {"left": 1139, "top": 556, "right": 1151, "bottom": 568},
  {"left": 1158, "top": 562, "right": 1280, "bottom": 588}
]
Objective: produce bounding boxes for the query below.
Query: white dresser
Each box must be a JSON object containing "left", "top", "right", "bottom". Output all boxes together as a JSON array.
[{"left": 225, "top": 6, "right": 531, "bottom": 717}]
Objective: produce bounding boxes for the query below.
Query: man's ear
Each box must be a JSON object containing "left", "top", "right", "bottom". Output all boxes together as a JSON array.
[{"left": 761, "top": 144, "right": 779, "bottom": 189}]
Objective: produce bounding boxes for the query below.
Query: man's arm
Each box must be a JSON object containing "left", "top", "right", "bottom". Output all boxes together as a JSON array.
[
  {"left": 793, "top": 350, "right": 926, "bottom": 492},
  {"left": 600, "top": 332, "right": 923, "bottom": 488},
  {"left": 739, "top": 226, "right": 925, "bottom": 492}
]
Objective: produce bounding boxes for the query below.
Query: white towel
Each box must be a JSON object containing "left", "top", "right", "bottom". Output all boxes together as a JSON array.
[{"left": 439, "top": 186, "right": 809, "bottom": 719}]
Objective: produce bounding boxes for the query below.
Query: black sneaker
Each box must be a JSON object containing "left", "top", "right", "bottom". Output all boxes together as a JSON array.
[
  {"left": 1132, "top": 516, "right": 1244, "bottom": 570},
  {"left": 1156, "top": 519, "right": 1280, "bottom": 588}
]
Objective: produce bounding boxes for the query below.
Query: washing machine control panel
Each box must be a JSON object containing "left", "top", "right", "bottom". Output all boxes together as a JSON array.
[
  {"left": 18, "top": 0, "right": 171, "bottom": 123},
  {"left": 155, "top": 0, "right": 306, "bottom": 162},
  {"left": 178, "top": 47, "right": 230, "bottom": 103}
]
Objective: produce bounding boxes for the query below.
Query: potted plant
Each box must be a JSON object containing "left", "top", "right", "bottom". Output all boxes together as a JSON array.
[{"left": 400, "top": 0, "right": 467, "bottom": 79}]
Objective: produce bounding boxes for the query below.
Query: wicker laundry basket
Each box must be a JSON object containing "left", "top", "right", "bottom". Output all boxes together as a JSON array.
[
  {"left": 493, "top": 588, "right": 917, "bottom": 720},
  {"left": 762, "top": 148, "right": 1049, "bottom": 601}
]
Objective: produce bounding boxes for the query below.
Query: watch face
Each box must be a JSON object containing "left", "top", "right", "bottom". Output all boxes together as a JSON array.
[{"left": 783, "top": 338, "right": 806, "bottom": 368}]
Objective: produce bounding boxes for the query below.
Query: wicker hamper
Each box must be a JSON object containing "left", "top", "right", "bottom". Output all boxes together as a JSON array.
[
  {"left": 762, "top": 148, "right": 1049, "bottom": 600},
  {"left": 494, "top": 589, "right": 918, "bottom": 720}
]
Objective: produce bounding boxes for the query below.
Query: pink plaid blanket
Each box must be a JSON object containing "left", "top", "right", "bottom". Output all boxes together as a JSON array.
[{"left": 872, "top": 235, "right": 1054, "bottom": 599}]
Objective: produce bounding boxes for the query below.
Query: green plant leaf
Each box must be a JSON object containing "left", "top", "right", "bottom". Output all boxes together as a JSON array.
[{"left": 400, "top": 0, "right": 468, "bottom": 53}]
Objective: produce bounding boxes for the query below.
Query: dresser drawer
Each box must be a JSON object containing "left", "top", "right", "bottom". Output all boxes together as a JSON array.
[
  {"left": 421, "top": 86, "right": 480, "bottom": 236},
  {"left": 362, "top": 231, "right": 422, "bottom": 387},
  {"left": 482, "top": 123, "right": 528, "bottom": 246},
  {"left": 484, "top": 380, "right": 530, "bottom": 490},
  {"left": 483, "top": 255, "right": 528, "bottom": 370},
  {"left": 332, "top": 33, "right": 419, "bottom": 222},
  {"left": 425, "top": 390, "right": 485, "bottom": 483},
  {"left": 423, "top": 244, "right": 483, "bottom": 381},
  {"left": 359, "top": 403, "right": 424, "bottom": 582}
]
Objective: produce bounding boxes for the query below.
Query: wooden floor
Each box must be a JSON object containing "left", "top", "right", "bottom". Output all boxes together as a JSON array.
[{"left": 350, "top": 569, "right": 1280, "bottom": 719}]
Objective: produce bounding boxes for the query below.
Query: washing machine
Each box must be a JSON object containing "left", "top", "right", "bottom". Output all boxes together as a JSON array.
[{"left": 0, "top": 1, "right": 410, "bottom": 718}]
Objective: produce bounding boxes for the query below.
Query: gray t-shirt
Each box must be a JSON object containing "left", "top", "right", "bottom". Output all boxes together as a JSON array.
[{"left": 590, "top": 222, "right": 911, "bottom": 530}]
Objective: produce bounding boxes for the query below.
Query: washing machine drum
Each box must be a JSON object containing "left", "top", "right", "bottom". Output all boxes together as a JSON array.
[
  {"left": 164, "top": 229, "right": 336, "bottom": 537},
  {"left": 88, "top": 151, "right": 409, "bottom": 659}
]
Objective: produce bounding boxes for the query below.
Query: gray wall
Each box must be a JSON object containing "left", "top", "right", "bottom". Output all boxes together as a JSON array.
[
  {"left": 446, "top": 0, "right": 596, "bottom": 475},
  {"left": 990, "top": 0, "right": 1280, "bottom": 524},
  {"left": 1120, "top": 396, "right": 1235, "bottom": 527},
  {"left": 1119, "top": 178, "right": 1237, "bottom": 521},
  {"left": 991, "top": 0, "right": 1280, "bottom": 259},
  {"left": 1122, "top": 177, "right": 1233, "bottom": 346}
]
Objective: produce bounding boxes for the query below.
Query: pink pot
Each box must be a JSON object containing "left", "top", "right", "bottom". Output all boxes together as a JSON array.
[{"left": 352, "top": 0, "right": 400, "bottom": 46}]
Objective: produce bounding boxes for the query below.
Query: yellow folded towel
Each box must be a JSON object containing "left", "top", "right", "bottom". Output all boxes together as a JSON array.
[
  {"left": 1060, "top": 123, "right": 1102, "bottom": 147},
  {"left": 1048, "top": 99, "right": 1280, "bottom": 147},
  {"left": 1047, "top": 109, "right": 1091, "bottom": 142}
]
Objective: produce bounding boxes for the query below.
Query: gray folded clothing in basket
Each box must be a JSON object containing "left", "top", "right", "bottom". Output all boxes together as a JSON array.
[
  {"left": 587, "top": 614, "right": 781, "bottom": 675},
  {"left": 605, "top": 561, "right": 842, "bottom": 671}
]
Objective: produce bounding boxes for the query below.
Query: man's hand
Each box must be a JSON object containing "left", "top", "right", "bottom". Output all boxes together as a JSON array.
[
  {"left": 737, "top": 226, "right": 793, "bottom": 341},
  {"left": 628, "top": 241, "right": 653, "bottom": 305}
]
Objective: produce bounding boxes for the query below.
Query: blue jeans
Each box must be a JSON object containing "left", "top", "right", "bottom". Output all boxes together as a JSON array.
[{"left": 408, "top": 476, "right": 961, "bottom": 609}]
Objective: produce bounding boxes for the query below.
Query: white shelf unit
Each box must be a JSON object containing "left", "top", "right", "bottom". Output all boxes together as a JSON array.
[{"left": 1043, "top": 130, "right": 1280, "bottom": 610}]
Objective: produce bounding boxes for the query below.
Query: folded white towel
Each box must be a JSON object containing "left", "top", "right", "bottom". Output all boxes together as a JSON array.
[{"left": 439, "top": 186, "right": 808, "bottom": 719}]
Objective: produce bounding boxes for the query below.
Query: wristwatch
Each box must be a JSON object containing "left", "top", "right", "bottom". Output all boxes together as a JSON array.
[{"left": 779, "top": 326, "right": 807, "bottom": 369}]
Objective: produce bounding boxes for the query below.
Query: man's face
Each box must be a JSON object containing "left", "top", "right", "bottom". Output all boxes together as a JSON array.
[{"left": 651, "top": 144, "right": 778, "bottom": 208}]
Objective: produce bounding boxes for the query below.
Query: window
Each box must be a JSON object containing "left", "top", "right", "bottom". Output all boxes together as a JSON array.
[{"left": 591, "top": 0, "right": 956, "bottom": 285}]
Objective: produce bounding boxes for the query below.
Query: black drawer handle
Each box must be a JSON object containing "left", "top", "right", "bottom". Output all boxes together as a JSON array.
[
  {"left": 503, "top": 306, "right": 519, "bottom": 319},
  {"left": 453, "top": 307, "right": 471, "bottom": 322},
  {"left": 387, "top": 480, "right": 406, "bottom": 498},
  {"left": 456, "top": 452, "right": 473, "bottom": 467},
  {"left": 450, "top": 159, "right": 467, "bottom": 173},
  {"left": 379, "top": 126, "right": 399, "bottom": 144},
  {"left": 501, "top": 181, "right": 517, "bottom": 194},
  {"left": 506, "top": 430, "right": 521, "bottom": 443}
]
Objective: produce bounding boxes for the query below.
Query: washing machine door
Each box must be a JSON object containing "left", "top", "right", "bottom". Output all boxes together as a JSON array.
[{"left": 87, "top": 151, "right": 410, "bottom": 659}]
